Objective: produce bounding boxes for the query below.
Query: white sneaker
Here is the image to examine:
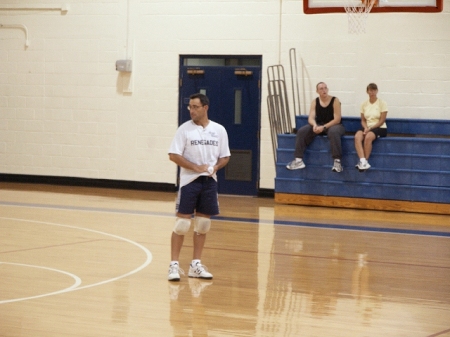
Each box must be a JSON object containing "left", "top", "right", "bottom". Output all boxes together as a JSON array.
[
  {"left": 332, "top": 159, "right": 343, "bottom": 173},
  {"left": 286, "top": 159, "right": 305, "bottom": 170},
  {"left": 168, "top": 263, "right": 184, "bottom": 282},
  {"left": 188, "top": 262, "right": 213, "bottom": 279},
  {"left": 356, "top": 161, "right": 371, "bottom": 171}
]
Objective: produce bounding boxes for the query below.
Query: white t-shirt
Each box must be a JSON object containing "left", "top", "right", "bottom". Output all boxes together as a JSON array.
[
  {"left": 169, "top": 120, "right": 231, "bottom": 188},
  {"left": 360, "top": 98, "right": 388, "bottom": 129}
]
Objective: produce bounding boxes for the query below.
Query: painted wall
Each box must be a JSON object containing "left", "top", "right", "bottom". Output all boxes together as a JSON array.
[{"left": 0, "top": 0, "right": 449, "bottom": 190}]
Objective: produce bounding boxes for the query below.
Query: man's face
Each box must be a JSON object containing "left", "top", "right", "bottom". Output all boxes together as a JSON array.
[
  {"left": 316, "top": 83, "right": 328, "bottom": 97},
  {"left": 188, "top": 98, "right": 208, "bottom": 123}
]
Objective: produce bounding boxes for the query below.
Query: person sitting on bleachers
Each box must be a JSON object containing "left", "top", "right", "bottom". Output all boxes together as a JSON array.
[
  {"left": 354, "top": 83, "right": 388, "bottom": 171},
  {"left": 286, "top": 82, "right": 345, "bottom": 172}
]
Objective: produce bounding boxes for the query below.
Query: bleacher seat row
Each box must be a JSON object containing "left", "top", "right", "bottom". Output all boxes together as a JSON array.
[{"left": 275, "top": 116, "right": 450, "bottom": 205}]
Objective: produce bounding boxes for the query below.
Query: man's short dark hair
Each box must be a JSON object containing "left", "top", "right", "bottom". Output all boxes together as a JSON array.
[{"left": 190, "top": 93, "right": 209, "bottom": 107}]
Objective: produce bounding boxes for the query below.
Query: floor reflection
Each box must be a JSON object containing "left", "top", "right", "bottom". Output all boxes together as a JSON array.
[
  {"left": 112, "top": 279, "right": 130, "bottom": 324},
  {"left": 169, "top": 281, "right": 210, "bottom": 336}
]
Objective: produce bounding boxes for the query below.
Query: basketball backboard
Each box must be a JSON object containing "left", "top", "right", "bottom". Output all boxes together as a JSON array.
[{"left": 304, "top": 0, "right": 443, "bottom": 14}]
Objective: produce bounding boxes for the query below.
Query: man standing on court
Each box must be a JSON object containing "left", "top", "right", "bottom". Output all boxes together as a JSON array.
[
  {"left": 286, "top": 82, "right": 345, "bottom": 172},
  {"left": 167, "top": 93, "right": 230, "bottom": 282}
]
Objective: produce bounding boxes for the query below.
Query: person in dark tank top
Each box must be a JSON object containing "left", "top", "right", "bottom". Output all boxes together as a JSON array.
[{"left": 286, "top": 82, "right": 346, "bottom": 172}]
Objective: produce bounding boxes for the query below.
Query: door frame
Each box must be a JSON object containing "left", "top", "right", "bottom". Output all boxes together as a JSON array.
[{"left": 178, "top": 55, "right": 263, "bottom": 196}]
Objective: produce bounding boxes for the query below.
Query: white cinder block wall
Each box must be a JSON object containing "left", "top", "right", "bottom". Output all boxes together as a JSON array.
[{"left": 0, "top": 0, "right": 449, "bottom": 190}]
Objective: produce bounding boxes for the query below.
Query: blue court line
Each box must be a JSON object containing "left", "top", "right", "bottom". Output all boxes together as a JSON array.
[
  {"left": 1, "top": 201, "right": 449, "bottom": 238},
  {"left": 213, "top": 216, "right": 450, "bottom": 238}
]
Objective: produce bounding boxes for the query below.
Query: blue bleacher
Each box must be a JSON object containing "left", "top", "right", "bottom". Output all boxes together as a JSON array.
[{"left": 275, "top": 116, "right": 450, "bottom": 204}]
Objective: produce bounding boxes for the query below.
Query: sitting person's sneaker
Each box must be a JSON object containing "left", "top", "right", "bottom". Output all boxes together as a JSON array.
[
  {"left": 286, "top": 158, "right": 305, "bottom": 170},
  {"left": 356, "top": 161, "right": 371, "bottom": 172},
  {"left": 332, "top": 159, "right": 343, "bottom": 172},
  {"left": 188, "top": 262, "right": 213, "bottom": 279},
  {"left": 168, "top": 263, "right": 184, "bottom": 282}
]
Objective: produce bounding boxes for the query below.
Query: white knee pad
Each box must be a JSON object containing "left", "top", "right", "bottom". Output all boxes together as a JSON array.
[
  {"left": 194, "top": 217, "right": 211, "bottom": 234},
  {"left": 173, "top": 218, "right": 191, "bottom": 235}
]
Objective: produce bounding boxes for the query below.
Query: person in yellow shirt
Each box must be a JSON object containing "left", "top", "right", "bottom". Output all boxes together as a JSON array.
[{"left": 354, "top": 83, "right": 388, "bottom": 171}]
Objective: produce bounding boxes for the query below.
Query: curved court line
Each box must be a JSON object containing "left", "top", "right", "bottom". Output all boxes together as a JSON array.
[
  {"left": 0, "top": 262, "right": 82, "bottom": 304},
  {"left": 0, "top": 217, "right": 152, "bottom": 304}
]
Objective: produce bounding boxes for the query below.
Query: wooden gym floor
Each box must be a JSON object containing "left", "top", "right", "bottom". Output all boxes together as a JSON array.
[{"left": 0, "top": 182, "right": 449, "bottom": 337}]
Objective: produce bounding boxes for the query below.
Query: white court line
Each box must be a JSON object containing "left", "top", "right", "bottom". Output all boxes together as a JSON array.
[
  {"left": 0, "top": 217, "right": 153, "bottom": 304},
  {"left": 0, "top": 262, "right": 82, "bottom": 304}
]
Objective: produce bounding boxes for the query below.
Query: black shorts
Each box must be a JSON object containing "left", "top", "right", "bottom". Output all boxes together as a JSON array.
[
  {"left": 365, "top": 127, "right": 387, "bottom": 138},
  {"left": 176, "top": 176, "right": 219, "bottom": 216}
]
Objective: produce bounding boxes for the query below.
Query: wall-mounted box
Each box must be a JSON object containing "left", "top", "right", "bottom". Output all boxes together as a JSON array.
[{"left": 116, "top": 60, "right": 132, "bottom": 72}]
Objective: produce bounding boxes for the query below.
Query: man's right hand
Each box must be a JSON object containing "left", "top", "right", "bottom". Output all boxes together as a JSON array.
[{"left": 195, "top": 164, "right": 209, "bottom": 173}]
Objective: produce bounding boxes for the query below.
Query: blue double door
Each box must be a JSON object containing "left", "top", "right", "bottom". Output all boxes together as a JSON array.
[{"left": 179, "top": 56, "right": 262, "bottom": 196}]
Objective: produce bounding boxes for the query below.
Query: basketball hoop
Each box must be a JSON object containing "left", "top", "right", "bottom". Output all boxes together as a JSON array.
[{"left": 345, "top": 0, "right": 378, "bottom": 34}]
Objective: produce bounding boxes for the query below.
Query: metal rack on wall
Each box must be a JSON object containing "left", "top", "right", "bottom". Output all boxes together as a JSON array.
[{"left": 267, "top": 48, "right": 302, "bottom": 164}]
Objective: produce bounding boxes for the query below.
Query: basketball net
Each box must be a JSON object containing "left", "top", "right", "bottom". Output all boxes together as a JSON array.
[{"left": 345, "top": 0, "right": 378, "bottom": 34}]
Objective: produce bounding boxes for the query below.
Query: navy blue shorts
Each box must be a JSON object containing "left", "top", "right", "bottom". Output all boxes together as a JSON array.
[{"left": 176, "top": 176, "right": 219, "bottom": 216}]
